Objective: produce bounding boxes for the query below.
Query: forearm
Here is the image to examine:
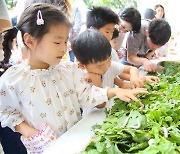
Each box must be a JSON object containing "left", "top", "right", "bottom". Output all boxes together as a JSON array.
[
  {"left": 130, "top": 66, "right": 139, "bottom": 79},
  {"left": 127, "top": 53, "right": 147, "bottom": 66},
  {"left": 114, "top": 77, "right": 124, "bottom": 87},
  {"left": 119, "top": 73, "right": 130, "bottom": 80},
  {"left": 15, "top": 121, "right": 38, "bottom": 137}
]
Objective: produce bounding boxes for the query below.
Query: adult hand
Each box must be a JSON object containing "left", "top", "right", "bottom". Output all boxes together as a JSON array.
[{"left": 142, "top": 59, "right": 156, "bottom": 72}]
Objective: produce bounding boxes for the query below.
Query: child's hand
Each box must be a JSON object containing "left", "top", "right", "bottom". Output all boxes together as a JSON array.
[
  {"left": 85, "top": 72, "right": 102, "bottom": 87},
  {"left": 117, "top": 50, "right": 123, "bottom": 59},
  {"left": 21, "top": 123, "right": 57, "bottom": 153},
  {"left": 114, "top": 88, "right": 148, "bottom": 103},
  {"left": 121, "top": 82, "right": 134, "bottom": 89},
  {"left": 130, "top": 77, "right": 144, "bottom": 88},
  {"left": 141, "top": 76, "right": 160, "bottom": 83}
]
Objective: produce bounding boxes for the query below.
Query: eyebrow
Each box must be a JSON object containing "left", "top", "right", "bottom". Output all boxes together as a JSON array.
[
  {"left": 54, "top": 36, "right": 69, "bottom": 40},
  {"left": 105, "top": 28, "right": 114, "bottom": 31}
]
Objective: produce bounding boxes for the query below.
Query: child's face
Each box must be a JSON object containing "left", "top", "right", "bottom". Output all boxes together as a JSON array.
[
  {"left": 99, "top": 23, "right": 115, "bottom": 41},
  {"left": 85, "top": 56, "right": 112, "bottom": 75},
  {"left": 29, "top": 24, "right": 70, "bottom": 69}
]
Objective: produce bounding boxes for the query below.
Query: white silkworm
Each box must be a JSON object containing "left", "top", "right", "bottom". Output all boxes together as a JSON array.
[
  {"left": 161, "top": 127, "right": 168, "bottom": 138},
  {"left": 121, "top": 115, "right": 130, "bottom": 128},
  {"left": 148, "top": 138, "right": 155, "bottom": 145},
  {"left": 128, "top": 120, "right": 141, "bottom": 129}
]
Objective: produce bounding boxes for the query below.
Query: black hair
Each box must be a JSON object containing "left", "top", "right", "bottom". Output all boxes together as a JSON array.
[
  {"left": 111, "top": 28, "right": 119, "bottom": 40},
  {"left": 86, "top": 6, "right": 119, "bottom": 29},
  {"left": 119, "top": 7, "right": 141, "bottom": 33},
  {"left": 24, "top": 0, "right": 71, "bottom": 17},
  {"left": 143, "top": 8, "right": 156, "bottom": 20},
  {"left": 148, "top": 19, "right": 171, "bottom": 46},
  {"left": 2, "top": 3, "right": 71, "bottom": 65},
  {"left": 72, "top": 29, "right": 111, "bottom": 65},
  {"left": 154, "top": 4, "right": 165, "bottom": 18}
]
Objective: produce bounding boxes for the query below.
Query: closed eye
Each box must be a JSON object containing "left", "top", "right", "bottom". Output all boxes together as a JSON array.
[{"left": 54, "top": 42, "right": 60, "bottom": 44}]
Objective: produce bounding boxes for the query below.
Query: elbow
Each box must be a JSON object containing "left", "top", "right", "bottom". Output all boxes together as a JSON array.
[{"left": 96, "top": 102, "right": 106, "bottom": 108}]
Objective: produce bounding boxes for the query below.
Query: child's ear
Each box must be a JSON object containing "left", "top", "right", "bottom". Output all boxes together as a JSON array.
[
  {"left": 77, "top": 62, "right": 86, "bottom": 69},
  {"left": 23, "top": 33, "right": 36, "bottom": 49}
]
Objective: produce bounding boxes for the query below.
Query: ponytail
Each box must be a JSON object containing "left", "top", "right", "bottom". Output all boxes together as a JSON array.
[{"left": 2, "top": 27, "right": 18, "bottom": 65}]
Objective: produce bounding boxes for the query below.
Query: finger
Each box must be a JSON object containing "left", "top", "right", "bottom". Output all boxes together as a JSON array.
[
  {"left": 133, "top": 88, "right": 148, "bottom": 95},
  {"left": 128, "top": 95, "right": 139, "bottom": 102},
  {"left": 120, "top": 96, "right": 131, "bottom": 102},
  {"left": 156, "top": 77, "right": 160, "bottom": 82},
  {"left": 135, "top": 88, "right": 147, "bottom": 91},
  {"left": 139, "top": 101, "right": 144, "bottom": 108},
  {"left": 139, "top": 80, "right": 144, "bottom": 88}
]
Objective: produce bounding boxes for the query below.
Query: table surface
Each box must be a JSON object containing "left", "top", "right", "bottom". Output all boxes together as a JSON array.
[
  {"left": 43, "top": 55, "right": 180, "bottom": 154},
  {"left": 43, "top": 108, "right": 106, "bottom": 154}
]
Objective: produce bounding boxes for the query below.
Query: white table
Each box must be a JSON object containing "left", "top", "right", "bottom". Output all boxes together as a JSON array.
[{"left": 43, "top": 108, "right": 106, "bottom": 154}]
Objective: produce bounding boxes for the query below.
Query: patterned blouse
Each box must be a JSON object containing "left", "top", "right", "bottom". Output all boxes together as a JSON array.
[{"left": 0, "top": 60, "right": 108, "bottom": 137}]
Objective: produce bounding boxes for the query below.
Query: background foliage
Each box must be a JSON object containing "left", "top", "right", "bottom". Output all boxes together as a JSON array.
[{"left": 84, "top": 0, "right": 137, "bottom": 10}]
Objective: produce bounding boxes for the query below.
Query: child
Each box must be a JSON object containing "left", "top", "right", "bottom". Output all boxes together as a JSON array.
[
  {"left": 87, "top": 6, "right": 120, "bottom": 62},
  {"left": 86, "top": 7, "right": 158, "bottom": 88},
  {"left": 0, "top": 3, "right": 148, "bottom": 153},
  {"left": 110, "top": 28, "right": 123, "bottom": 59},
  {"left": 72, "top": 29, "right": 159, "bottom": 97}
]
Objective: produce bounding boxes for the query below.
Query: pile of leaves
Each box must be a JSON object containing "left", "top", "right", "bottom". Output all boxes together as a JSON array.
[{"left": 82, "top": 61, "right": 180, "bottom": 154}]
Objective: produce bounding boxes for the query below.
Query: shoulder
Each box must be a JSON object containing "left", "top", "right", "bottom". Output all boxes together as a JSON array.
[
  {"left": 111, "top": 61, "right": 124, "bottom": 69},
  {"left": 0, "top": 62, "right": 27, "bottom": 84},
  {"left": 58, "top": 60, "right": 76, "bottom": 68},
  {"left": 57, "top": 61, "right": 80, "bottom": 73},
  {"left": 108, "top": 61, "right": 124, "bottom": 73}
]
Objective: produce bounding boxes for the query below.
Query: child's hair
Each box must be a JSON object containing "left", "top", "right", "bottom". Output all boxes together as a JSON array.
[
  {"left": 111, "top": 28, "right": 119, "bottom": 40},
  {"left": 148, "top": 19, "right": 171, "bottom": 46},
  {"left": 72, "top": 29, "right": 111, "bottom": 65},
  {"left": 2, "top": 3, "right": 71, "bottom": 65},
  {"left": 86, "top": 6, "right": 119, "bottom": 29},
  {"left": 24, "top": 0, "right": 72, "bottom": 18},
  {"left": 119, "top": 7, "right": 141, "bottom": 33}
]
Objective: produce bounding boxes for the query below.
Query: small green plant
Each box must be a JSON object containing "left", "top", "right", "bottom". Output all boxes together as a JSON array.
[{"left": 84, "top": 0, "right": 137, "bottom": 10}]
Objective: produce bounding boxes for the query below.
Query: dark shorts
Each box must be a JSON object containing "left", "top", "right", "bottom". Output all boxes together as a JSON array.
[{"left": 0, "top": 123, "right": 27, "bottom": 154}]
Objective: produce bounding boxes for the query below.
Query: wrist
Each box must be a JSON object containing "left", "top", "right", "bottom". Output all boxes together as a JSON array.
[
  {"left": 142, "top": 58, "right": 149, "bottom": 65},
  {"left": 107, "top": 88, "right": 119, "bottom": 99},
  {"left": 15, "top": 122, "right": 38, "bottom": 137}
]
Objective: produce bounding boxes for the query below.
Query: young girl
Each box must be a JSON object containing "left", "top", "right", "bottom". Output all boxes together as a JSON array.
[{"left": 0, "top": 3, "right": 147, "bottom": 153}]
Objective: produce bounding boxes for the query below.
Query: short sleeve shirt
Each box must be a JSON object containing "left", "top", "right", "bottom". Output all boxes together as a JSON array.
[
  {"left": 102, "top": 61, "right": 124, "bottom": 88},
  {"left": 126, "top": 20, "right": 150, "bottom": 57}
]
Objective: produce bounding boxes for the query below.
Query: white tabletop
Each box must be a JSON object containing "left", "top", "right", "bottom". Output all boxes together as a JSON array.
[{"left": 43, "top": 108, "right": 106, "bottom": 154}]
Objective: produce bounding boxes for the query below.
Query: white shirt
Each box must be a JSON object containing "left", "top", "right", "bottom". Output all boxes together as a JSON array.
[
  {"left": 81, "top": 61, "right": 124, "bottom": 113},
  {"left": 0, "top": 61, "right": 108, "bottom": 137},
  {"left": 111, "top": 48, "right": 120, "bottom": 62},
  {"left": 102, "top": 61, "right": 124, "bottom": 88}
]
